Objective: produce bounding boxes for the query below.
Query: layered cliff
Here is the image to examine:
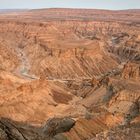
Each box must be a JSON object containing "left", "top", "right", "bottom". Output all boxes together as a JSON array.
[{"left": 0, "top": 9, "right": 139, "bottom": 140}]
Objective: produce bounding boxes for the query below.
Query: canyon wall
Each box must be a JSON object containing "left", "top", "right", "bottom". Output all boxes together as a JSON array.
[{"left": 0, "top": 9, "right": 139, "bottom": 140}]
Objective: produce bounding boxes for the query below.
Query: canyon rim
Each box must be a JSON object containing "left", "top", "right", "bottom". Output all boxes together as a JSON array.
[{"left": 0, "top": 2, "right": 140, "bottom": 140}]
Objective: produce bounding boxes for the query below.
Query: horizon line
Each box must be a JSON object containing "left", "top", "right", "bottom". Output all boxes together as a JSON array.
[{"left": 0, "top": 7, "right": 140, "bottom": 11}]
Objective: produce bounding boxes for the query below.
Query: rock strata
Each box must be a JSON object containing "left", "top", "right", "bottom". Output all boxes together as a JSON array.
[{"left": 0, "top": 8, "right": 140, "bottom": 140}]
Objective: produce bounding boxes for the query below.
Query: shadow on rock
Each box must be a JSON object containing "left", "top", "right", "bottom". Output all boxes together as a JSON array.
[{"left": 0, "top": 117, "right": 75, "bottom": 140}]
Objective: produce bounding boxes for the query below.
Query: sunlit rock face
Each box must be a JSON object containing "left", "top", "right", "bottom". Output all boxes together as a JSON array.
[{"left": 0, "top": 9, "right": 140, "bottom": 140}]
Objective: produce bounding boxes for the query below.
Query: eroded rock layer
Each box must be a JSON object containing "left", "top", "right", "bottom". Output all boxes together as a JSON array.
[{"left": 0, "top": 9, "right": 140, "bottom": 140}]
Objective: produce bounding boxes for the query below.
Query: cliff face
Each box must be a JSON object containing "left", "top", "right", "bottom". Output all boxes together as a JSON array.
[
  {"left": 0, "top": 21, "right": 139, "bottom": 79},
  {"left": 0, "top": 9, "right": 140, "bottom": 140},
  {"left": 122, "top": 62, "right": 140, "bottom": 80}
]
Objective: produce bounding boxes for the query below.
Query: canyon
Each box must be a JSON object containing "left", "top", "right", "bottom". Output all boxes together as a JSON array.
[{"left": 0, "top": 8, "right": 140, "bottom": 140}]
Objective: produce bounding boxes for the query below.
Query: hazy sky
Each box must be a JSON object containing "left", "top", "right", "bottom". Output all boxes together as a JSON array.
[{"left": 0, "top": 0, "right": 140, "bottom": 10}]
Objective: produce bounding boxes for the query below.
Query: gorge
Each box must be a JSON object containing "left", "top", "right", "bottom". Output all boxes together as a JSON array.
[{"left": 0, "top": 8, "right": 140, "bottom": 140}]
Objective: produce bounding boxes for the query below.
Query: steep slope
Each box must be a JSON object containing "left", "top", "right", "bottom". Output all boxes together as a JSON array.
[{"left": 0, "top": 8, "right": 139, "bottom": 140}]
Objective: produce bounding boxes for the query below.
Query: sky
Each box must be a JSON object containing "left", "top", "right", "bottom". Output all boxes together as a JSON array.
[{"left": 0, "top": 0, "right": 140, "bottom": 10}]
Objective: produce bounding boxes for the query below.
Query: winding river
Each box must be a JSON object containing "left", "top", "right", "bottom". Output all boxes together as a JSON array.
[{"left": 14, "top": 47, "right": 38, "bottom": 80}]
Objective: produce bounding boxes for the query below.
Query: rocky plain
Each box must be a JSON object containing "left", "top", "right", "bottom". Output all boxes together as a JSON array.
[{"left": 0, "top": 8, "right": 140, "bottom": 140}]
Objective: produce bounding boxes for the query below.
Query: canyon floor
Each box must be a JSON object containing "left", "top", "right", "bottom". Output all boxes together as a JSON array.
[{"left": 0, "top": 8, "right": 140, "bottom": 140}]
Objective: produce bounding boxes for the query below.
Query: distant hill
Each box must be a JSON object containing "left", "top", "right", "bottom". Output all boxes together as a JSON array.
[
  {"left": 0, "top": 8, "right": 139, "bottom": 22},
  {"left": 0, "top": 9, "right": 28, "bottom": 14}
]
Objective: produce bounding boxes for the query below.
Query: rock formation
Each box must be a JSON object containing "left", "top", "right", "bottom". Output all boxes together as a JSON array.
[
  {"left": 0, "top": 8, "right": 140, "bottom": 139},
  {"left": 0, "top": 117, "right": 75, "bottom": 140}
]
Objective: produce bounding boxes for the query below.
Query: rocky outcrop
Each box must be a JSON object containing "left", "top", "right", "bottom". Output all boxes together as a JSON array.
[
  {"left": 93, "top": 123, "right": 140, "bottom": 140},
  {"left": 122, "top": 62, "right": 140, "bottom": 80},
  {"left": 43, "top": 117, "right": 75, "bottom": 138},
  {"left": 64, "top": 114, "right": 123, "bottom": 140},
  {"left": 0, "top": 8, "right": 140, "bottom": 140},
  {"left": 0, "top": 117, "right": 75, "bottom": 140}
]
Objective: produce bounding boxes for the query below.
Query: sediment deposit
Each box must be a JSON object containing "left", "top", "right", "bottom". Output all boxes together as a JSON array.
[{"left": 0, "top": 9, "right": 140, "bottom": 140}]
